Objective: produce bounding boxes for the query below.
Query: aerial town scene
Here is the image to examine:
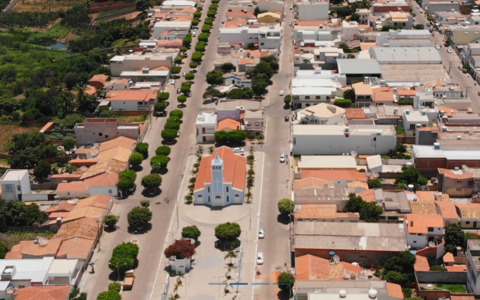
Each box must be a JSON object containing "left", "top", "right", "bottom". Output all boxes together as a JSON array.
[{"left": 3, "top": 0, "right": 480, "bottom": 298}]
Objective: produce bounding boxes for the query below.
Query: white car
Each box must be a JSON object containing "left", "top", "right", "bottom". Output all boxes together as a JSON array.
[
  {"left": 279, "top": 90, "right": 285, "bottom": 96},
  {"left": 169, "top": 79, "right": 175, "bottom": 85},
  {"left": 435, "top": 45, "right": 440, "bottom": 50},
  {"left": 256, "top": 252, "right": 264, "bottom": 265},
  {"left": 280, "top": 153, "right": 286, "bottom": 163},
  {"left": 182, "top": 72, "right": 186, "bottom": 77},
  {"left": 258, "top": 228, "right": 265, "bottom": 239},
  {"left": 192, "top": 30, "right": 197, "bottom": 37},
  {"left": 447, "top": 48, "right": 452, "bottom": 53}
]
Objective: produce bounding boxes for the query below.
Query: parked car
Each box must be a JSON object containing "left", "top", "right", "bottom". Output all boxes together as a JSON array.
[
  {"left": 447, "top": 48, "right": 452, "bottom": 53},
  {"left": 177, "top": 131, "right": 180, "bottom": 137},
  {"left": 279, "top": 90, "right": 285, "bottom": 96},
  {"left": 169, "top": 79, "right": 175, "bottom": 85},
  {"left": 192, "top": 30, "right": 197, "bottom": 37},
  {"left": 258, "top": 228, "right": 265, "bottom": 239},
  {"left": 285, "top": 116, "right": 289, "bottom": 122},
  {"left": 182, "top": 72, "right": 186, "bottom": 77},
  {"left": 435, "top": 45, "right": 440, "bottom": 50},
  {"left": 177, "top": 88, "right": 181, "bottom": 94},
  {"left": 280, "top": 153, "right": 286, "bottom": 163},
  {"left": 256, "top": 252, "right": 264, "bottom": 265}
]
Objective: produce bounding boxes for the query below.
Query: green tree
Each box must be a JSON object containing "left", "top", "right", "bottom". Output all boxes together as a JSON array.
[
  {"left": 384, "top": 271, "right": 408, "bottom": 286},
  {"left": 108, "top": 282, "right": 122, "bottom": 293},
  {"left": 367, "top": 178, "right": 382, "bottom": 189},
  {"left": 63, "top": 138, "right": 77, "bottom": 151},
  {"left": 0, "top": 241, "right": 9, "bottom": 259},
  {"left": 445, "top": 223, "right": 465, "bottom": 254},
  {"left": 278, "top": 198, "right": 295, "bottom": 215},
  {"left": 278, "top": 272, "right": 295, "bottom": 291},
  {"left": 162, "top": 129, "right": 178, "bottom": 141},
  {"left": 183, "top": 33, "right": 192, "bottom": 48},
  {"left": 215, "top": 222, "right": 241, "bottom": 242},
  {"left": 203, "top": 88, "right": 223, "bottom": 101},
  {"left": 61, "top": 114, "right": 85, "bottom": 129},
  {"left": 109, "top": 242, "right": 139, "bottom": 274},
  {"left": 214, "top": 130, "right": 247, "bottom": 146},
  {"left": 164, "top": 239, "right": 195, "bottom": 259},
  {"left": 177, "top": 95, "right": 187, "bottom": 105},
  {"left": 62, "top": 5, "right": 90, "bottom": 28},
  {"left": 206, "top": 70, "right": 224, "bottom": 85},
  {"left": 284, "top": 95, "right": 291, "bottom": 106},
  {"left": 344, "top": 194, "right": 364, "bottom": 212},
  {"left": 189, "top": 62, "right": 199, "bottom": 69},
  {"left": 141, "top": 174, "right": 162, "bottom": 191},
  {"left": 170, "top": 110, "right": 183, "bottom": 118},
  {"left": 221, "top": 63, "right": 236, "bottom": 73},
  {"left": 383, "top": 251, "right": 415, "bottom": 282},
  {"left": 192, "top": 51, "right": 204, "bottom": 63},
  {"left": 171, "top": 66, "right": 182, "bottom": 75},
  {"left": 343, "top": 89, "right": 356, "bottom": 101},
  {"left": 154, "top": 102, "right": 167, "bottom": 114},
  {"left": 104, "top": 214, "right": 119, "bottom": 229},
  {"left": 198, "top": 33, "right": 209, "bottom": 42},
  {"left": 156, "top": 146, "right": 171, "bottom": 156},
  {"left": 181, "top": 225, "right": 201, "bottom": 241},
  {"left": 252, "top": 80, "right": 268, "bottom": 95},
  {"left": 96, "top": 290, "right": 121, "bottom": 300},
  {"left": 117, "top": 170, "right": 137, "bottom": 192},
  {"left": 195, "top": 41, "right": 207, "bottom": 52},
  {"left": 34, "top": 160, "right": 51, "bottom": 181},
  {"left": 136, "top": 0, "right": 152, "bottom": 11},
  {"left": 135, "top": 143, "right": 149, "bottom": 158},
  {"left": 151, "top": 155, "right": 170, "bottom": 170},
  {"left": 129, "top": 153, "right": 144, "bottom": 168},
  {"left": 359, "top": 202, "right": 382, "bottom": 222},
  {"left": 157, "top": 92, "right": 170, "bottom": 101},
  {"left": 185, "top": 73, "right": 194, "bottom": 80},
  {"left": 128, "top": 206, "right": 152, "bottom": 229},
  {"left": 334, "top": 98, "right": 352, "bottom": 108},
  {"left": 253, "top": 61, "right": 274, "bottom": 79}
]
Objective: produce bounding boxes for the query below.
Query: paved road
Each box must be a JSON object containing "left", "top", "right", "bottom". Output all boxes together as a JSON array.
[{"left": 253, "top": 1, "right": 295, "bottom": 299}]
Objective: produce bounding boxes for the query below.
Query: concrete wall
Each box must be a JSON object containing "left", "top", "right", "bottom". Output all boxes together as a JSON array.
[
  {"left": 416, "top": 271, "right": 467, "bottom": 284},
  {"left": 90, "top": 186, "right": 118, "bottom": 197},
  {"left": 110, "top": 58, "right": 173, "bottom": 77},
  {"left": 219, "top": 28, "right": 258, "bottom": 46},
  {"left": 75, "top": 121, "right": 141, "bottom": 145},
  {"left": 294, "top": 248, "right": 400, "bottom": 267},
  {"left": 292, "top": 133, "right": 397, "bottom": 155},
  {"left": 441, "top": 176, "right": 473, "bottom": 197},
  {"left": 297, "top": 2, "right": 329, "bottom": 20},
  {"left": 256, "top": 0, "right": 284, "bottom": 12}
]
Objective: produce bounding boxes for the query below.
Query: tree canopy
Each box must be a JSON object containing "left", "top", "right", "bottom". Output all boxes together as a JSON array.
[
  {"left": 150, "top": 155, "right": 170, "bottom": 170},
  {"left": 344, "top": 194, "right": 382, "bottom": 222},
  {"left": 181, "top": 225, "right": 201, "bottom": 241},
  {"left": 164, "top": 239, "right": 195, "bottom": 259},
  {"left": 155, "top": 146, "right": 171, "bottom": 156},
  {"left": 206, "top": 70, "right": 224, "bottom": 86},
  {"left": 127, "top": 206, "right": 152, "bottom": 229},
  {"left": 129, "top": 153, "right": 144, "bottom": 168},
  {"left": 278, "top": 198, "right": 295, "bottom": 215},
  {"left": 141, "top": 174, "right": 162, "bottom": 191},
  {"left": 215, "top": 222, "right": 241, "bottom": 241},
  {"left": 214, "top": 130, "right": 247, "bottom": 146},
  {"left": 278, "top": 272, "right": 295, "bottom": 291}
]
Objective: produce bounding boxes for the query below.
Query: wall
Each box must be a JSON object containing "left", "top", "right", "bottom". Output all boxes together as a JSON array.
[
  {"left": 442, "top": 176, "right": 473, "bottom": 197},
  {"left": 218, "top": 110, "right": 241, "bottom": 122},
  {"left": 416, "top": 271, "right": 467, "bottom": 284},
  {"left": 57, "top": 189, "right": 89, "bottom": 200},
  {"left": 110, "top": 58, "right": 173, "bottom": 77},
  {"left": 90, "top": 186, "right": 118, "bottom": 197},
  {"left": 256, "top": 0, "right": 284, "bottom": 12},
  {"left": 194, "top": 183, "right": 244, "bottom": 207},
  {"left": 294, "top": 248, "right": 400, "bottom": 267},
  {"left": 110, "top": 100, "right": 143, "bottom": 112},
  {"left": 297, "top": 2, "right": 329, "bottom": 20},
  {"left": 292, "top": 133, "right": 397, "bottom": 155},
  {"left": 219, "top": 28, "right": 258, "bottom": 45}
]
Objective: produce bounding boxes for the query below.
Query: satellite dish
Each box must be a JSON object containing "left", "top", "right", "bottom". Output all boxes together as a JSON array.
[{"left": 350, "top": 151, "right": 358, "bottom": 157}]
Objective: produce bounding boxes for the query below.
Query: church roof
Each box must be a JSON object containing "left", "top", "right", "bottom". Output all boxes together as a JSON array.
[{"left": 194, "top": 146, "right": 247, "bottom": 191}]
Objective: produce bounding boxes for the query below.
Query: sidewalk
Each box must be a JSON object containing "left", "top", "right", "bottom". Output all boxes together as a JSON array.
[{"left": 151, "top": 151, "right": 265, "bottom": 300}]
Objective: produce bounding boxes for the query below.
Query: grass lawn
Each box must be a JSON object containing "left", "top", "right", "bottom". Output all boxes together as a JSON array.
[
  {"left": 0, "top": 125, "right": 41, "bottom": 152},
  {"left": 436, "top": 284, "right": 467, "bottom": 293},
  {"left": 6, "top": 230, "right": 56, "bottom": 245},
  {"left": 118, "top": 114, "right": 150, "bottom": 123}
]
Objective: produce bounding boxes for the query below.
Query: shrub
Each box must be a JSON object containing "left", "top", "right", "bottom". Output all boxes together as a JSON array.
[
  {"left": 334, "top": 98, "right": 352, "bottom": 108},
  {"left": 198, "top": 33, "right": 209, "bottom": 42},
  {"left": 129, "top": 153, "right": 144, "bottom": 168},
  {"left": 97, "top": 290, "right": 121, "bottom": 300},
  {"left": 182, "top": 225, "right": 201, "bottom": 241},
  {"left": 278, "top": 198, "right": 294, "bottom": 215},
  {"left": 278, "top": 272, "right": 295, "bottom": 291},
  {"left": 135, "top": 143, "right": 149, "bottom": 157},
  {"left": 108, "top": 282, "right": 122, "bottom": 293},
  {"left": 140, "top": 200, "right": 150, "bottom": 208},
  {"left": 192, "top": 51, "right": 204, "bottom": 63},
  {"left": 157, "top": 92, "right": 170, "bottom": 101},
  {"left": 156, "top": 145, "right": 171, "bottom": 156},
  {"left": 177, "top": 95, "right": 187, "bottom": 104},
  {"left": 170, "top": 110, "right": 184, "bottom": 119},
  {"left": 141, "top": 174, "right": 162, "bottom": 190},
  {"left": 104, "top": 215, "right": 119, "bottom": 229},
  {"left": 164, "top": 239, "right": 195, "bottom": 259},
  {"left": 127, "top": 206, "right": 152, "bottom": 229},
  {"left": 108, "top": 242, "right": 139, "bottom": 274},
  {"left": 185, "top": 73, "right": 195, "bottom": 80},
  {"left": 151, "top": 155, "right": 170, "bottom": 170}
]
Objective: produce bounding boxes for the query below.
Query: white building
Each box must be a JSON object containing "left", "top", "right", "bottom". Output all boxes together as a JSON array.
[
  {"left": 341, "top": 20, "right": 359, "bottom": 42},
  {"left": 295, "top": 103, "right": 345, "bottom": 125},
  {"left": 467, "top": 239, "right": 480, "bottom": 296},
  {"left": 295, "top": 0, "right": 329, "bottom": 20},
  {"left": 369, "top": 47, "right": 442, "bottom": 64},
  {"left": 291, "top": 78, "right": 341, "bottom": 109},
  {"left": 219, "top": 25, "right": 283, "bottom": 50},
  {"left": 256, "top": 0, "right": 284, "bottom": 12},
  {"left": 0, "top": 169, "right": 31, "bottom": 201},
  {"left": 105, "top": 89, "right": 158, "bottom": 112},
  {"left": 194, "top": 147, "right": 247, "bottom": 207},
  {"left": 152, "top": 21, "right": 192, "bottom": 39},
  {"left": 196, "top": 112, "right": 217, "bottom": 143},
  {"left": 292, "top": 124, "right": 397, "bottom": 155},
  {"left": 109, "top": 52, "right": 177, "bottom": 77},
  {"left": 293, "top": 29, "right": 332, "bottom": 44},
  {"left": 403, "top": 109, "right": 430, "bottom": 131},
  {"left": 404, "top": 214, "right": 444, "bottom": 250}
]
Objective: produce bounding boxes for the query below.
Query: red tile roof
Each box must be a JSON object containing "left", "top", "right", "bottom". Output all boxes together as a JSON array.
[
  {"left": 435, "top": 201, "right": 460, "bottom": 220},
  {"left": 14, "top": 285, "right": 71, "bottom": 300},
  {"left": 447, "top": 265, "right": 466, "bottom": 272},
  {"left": 293, "top": 177, "right": 335, "bottom": 189},
  {"left": 414, "top": 255, "right": 430, "bottom": 271},
  {"left": 217, "top": 118, "right": 240, "bottom": 131},
  {"left": 83, "top": 172, "right": 119, "bottom": 187},
  {"left": 438, "top": 168, "right": 474, "bottom": 180},
  {"left": 106, "top": 89, "right": 157, "bottom": 102},
  {"left": 89, "top": 74, "right": 109, "bottom": 84},
  {"left": 57, "top": 237, "right": 95, "bottom": 259},
  {"left": 386, "top": 283, "right": 404, "bottom": 299},
  {"left": 345, "top": 108, "right": 366, "bottom": 119},
  {"left": 194, "top": 147, "right": 247, "bottom": 191},
  {"left": 98, "top": 136, "right": 137, "bottom": 152},
  {"left": 300, "top": 170, "right": 367, "bottom": 182},
  {"left": 46, "top": 202, "right": 76, "bottom": 213},
  {"left": 296, "top": 254, "right": 361, "bottom": 280},
  {"left": 56, "top": 181, "right": 88, "bottom": 192},
  {"left": 406, "top": 214, "right": 444, "bottom": 234},
  {"left": 359, "top": 189, "right": 376, "bottom": 203},
  {"left": 444, "top": 252, "right": 455, "bottom": 263}
]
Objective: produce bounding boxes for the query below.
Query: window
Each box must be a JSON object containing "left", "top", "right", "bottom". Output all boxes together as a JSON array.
[
  {"left": 315, "top": 96, "right": 320, "bottom": 99},
  {"left": 138, "top": 102, "right": 143, "bottom": 105},
  {"left": 466, "top": 221, "right": 471, "bottom": 225},
  {"left": 108, "top": 189, "right": 112, "bottom": 194},
  {"left": 208, "top": 196, "right": 210, "bottom": 202},
  {"left": 226, "top": 187, "right": 229, "bottom": 192},
  {"left": 99, "top": 133, "right": 102, "bottom": 136},
  {"left": 3, "top": 184, "right": 13, "bottom": 192},
  {"left": 105, "top": 135, "right": 109, "bottom": 138},
  {"left": 227, "top": 196, "right": 230, "bottom": 202},
  {"left": 428, "top": 227, "right": 434, "bottom": 232},
  {"left": 207, "top": 187, "right": 210, "bottom": 192},
  {"left": 305, "top": 96, "right": 310, "bottom": 100}
]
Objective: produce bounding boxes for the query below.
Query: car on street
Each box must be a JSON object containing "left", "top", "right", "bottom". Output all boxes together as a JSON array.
[
  {"left": 435, "top": 45, "right": 440, "bottom": 50},
  {"left": 285, "top": 116, "right": 289, "bottom": 122},
  {"left": 182, "top": 72, "right": 186, "bottom": 77},
  {"left": 447, "top": 48, "right": 452, "bottom": 53},
  {"left": 233, "top": 147, "right": 244, "bottom": 155},
  {"left": 256, "top": 252, "right": 264, "bottom": 265},
  {"left": 279, "top": 90, "right": 285, "bottom": 96},
  {"left": 289, "top": 22, "right": 292, "bottom": 26},
  {"left": 192, "top": 30, "right": 197, "bottom": 37},
  {"left": 177, "top": 88, "right": 181, "bottom": 94},
  {"left": 258, "top": 228, "right": 265, "bottom": 239},
  {"left": 169, "top": 79, "right": 175, "bottom": 85},
  {"left": 280, "top": 153, "right": 286, "bottom": 163},
  {"left": 177, "top": 131, "right": 180, "bottom": 137}
]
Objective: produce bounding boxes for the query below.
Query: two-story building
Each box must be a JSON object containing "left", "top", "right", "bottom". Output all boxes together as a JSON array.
[
  {"left": 105, "top": 89, "right": 158, "bottom": 113},
  {"left": 196, "top": 112, "right": 217, "bottom": 143},
  {"left": 404, "top": 214, "right": 445, "bottom": 250},
  {"left": 0, "top": 170, "right": 31, "bottom": 201}
]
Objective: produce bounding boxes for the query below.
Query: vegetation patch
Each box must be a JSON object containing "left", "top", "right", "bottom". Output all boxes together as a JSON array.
[
  {"left": 0, "top": 125, "right": 40, "bottom": 152},
  {"left": 6, "top": 230, "right": 55, "bottom": 245}
]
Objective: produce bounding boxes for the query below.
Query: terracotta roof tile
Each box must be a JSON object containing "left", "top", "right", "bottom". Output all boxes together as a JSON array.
[
  {"left": 194, "top": 147, "right": 247, "bottom": 191},
  {"left": 90, "top": 74, "right": 109, "bottom": 83},
  {"left": 451, "top": 295, "right": 475, "bottom": 300},
  {"left": 409, "top": 201, "right": 438, "bottom": 215},
  {"left": 68, "top": 159, "right": 98, "bottom": 167},
  {"left": 435, "top": 201, "right": 459, "bottom": 220},
  {"left": 46, "top": 202, "right": 76, "bottom": 213},
  {"left": 437, "top": 106, "right": 458, "bottom": 118},
  {"left": 48, "top": 212, "right": 70, "bottom": 220},
  {"left": 447, "top": 265, "right": 466, "bottom": 272},
  {"left": 96, "top": 146, "right": 131, "bottom": 163},
  {"left": 406, "top": 214, "right": 444, "bottom": 234},
  {"left": 416, "top": 191, "right": 435, "bottom": 202},
  {"left": 83, "top": 172, "right": 118, "bottom": 187},
  {"left": 80, "top": 159, "right": 127, "bottom": 180},
  {"left": 438, "top": 168, "right": 474, "bottom": 180},
  {"left": 296, "top": 254, "right": 361, "bottom": 280},
  {"left": 386, "top": 282, "right": 404, "bottom": 299},
  {"left": 75, "top": 194, "right": 112, "bottom": 209},
  {"left": 6, "top": 238, "right": 62, "bottom": 258},
  {"left": 397, "top": 89, "right": 416, "bottom": 96},
  {"left": 106, "top": 89, "right": 157, "bottom": 102},
  {"left": 359, "top": 189, "right": 376, "bottom": 203},
  {"left": 217, "top": 118, "right": 240, "bottom": 131},
  {"left": 345, "top": 108, "right": 366, "bottom": 119},
  {"left": 14, "top": 285, "right": 71, "bottom": 300},
  {"left": 444, "top": 252, "right": 455, "bottom": 263},
  {"left": 347, "top": 180, "right": 369, "bottom": 191},
  {"left": 98, "top": 136, "right": 137, "bottom": 152},
  {"left": 56, "top": 181, "right": 88, "bottom": 192},
  {"left": 301, "top": 170, "right": 367, "bottom": 182},
  {"left": 414, "top": 255, "right": 430, "bottom": 271},
  {"left": 64, "top": 206, "right": 107, "bottom": 223},
  {"left": 55, "top": 217, "right": 100, "bottom": 241},
  {"left": 456, "top": 203, "right": 480, "bottom": 219},
  {"left": 238, "top": 58, "right": 256, "bottom": 65},
  {"left": 293, "top": 177, "right": 335, "bottom": 189},
  {"left": 295, "top": 204, "right": 359, "bottom": 220},
  {"left": 57, "top": 237, "right": 95, "bottom": 259}
]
